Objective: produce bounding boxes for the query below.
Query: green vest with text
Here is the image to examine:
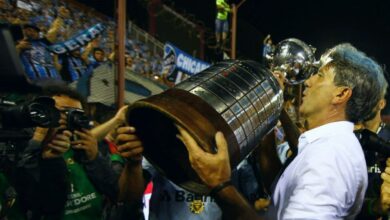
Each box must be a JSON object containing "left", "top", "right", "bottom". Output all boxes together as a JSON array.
[{"left": 62, "top": 150, "right": 103, "bottom": 220}]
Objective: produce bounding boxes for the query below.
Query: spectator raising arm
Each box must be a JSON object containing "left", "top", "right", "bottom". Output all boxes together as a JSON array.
[{"left": 46, "top": 6, "right": 69, "bottom": 43}]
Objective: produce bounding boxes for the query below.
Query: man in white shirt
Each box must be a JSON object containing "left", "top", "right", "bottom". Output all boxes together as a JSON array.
[{"left": 178, "top": 43, "right": 384, "bottom": 219}]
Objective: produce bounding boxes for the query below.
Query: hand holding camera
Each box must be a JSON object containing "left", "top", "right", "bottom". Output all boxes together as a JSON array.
[
  {"left": 42, "top": 130, "right": 72, "bottom": 159},
  {"left": 71, "top": 129, "right": 98, "bottom": 161},
  {"left": 62, "top": 108, "right": 96, "bottom": 162},
  {"left": 35, "top": 112, "right": 72, "bottom": 159}
]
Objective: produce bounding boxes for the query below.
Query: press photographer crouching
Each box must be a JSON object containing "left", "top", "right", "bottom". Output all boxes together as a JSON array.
[{"left": 13, "top": 84, "right": 118, "bottom": 219}]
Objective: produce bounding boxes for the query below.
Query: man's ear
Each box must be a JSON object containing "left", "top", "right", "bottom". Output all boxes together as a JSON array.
[
  {"left": 379, "top": 98, "right": 386, "bottom": 110},
  {"left": 332, "top": 87, "right": 352, "bottom": 104}
]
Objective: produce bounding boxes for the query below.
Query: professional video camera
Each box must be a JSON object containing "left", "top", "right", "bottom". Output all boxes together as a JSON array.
[
  {"left": 355, "top": 129, "right": 390, "bottom": 157},
  {"left": 0, "top": 97, "right": 59, "bottom": 130}
]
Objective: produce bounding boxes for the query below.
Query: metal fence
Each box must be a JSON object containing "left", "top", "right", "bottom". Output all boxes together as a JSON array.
[{"left": 128, "top": 21, "right": 164, "bottom": 57}]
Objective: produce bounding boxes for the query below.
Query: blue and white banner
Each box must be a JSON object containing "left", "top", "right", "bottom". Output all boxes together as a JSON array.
[
  {"left": 49, "top": 23, "right": 105, "bottom": 54},
  {"left": 163, "top": 43, "right": 210, "bottom": 76}
]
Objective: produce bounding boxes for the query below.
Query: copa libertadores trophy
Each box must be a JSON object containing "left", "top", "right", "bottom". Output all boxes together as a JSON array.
[{"left": 127, "top": 38, "right": 317, "bottom": 194}]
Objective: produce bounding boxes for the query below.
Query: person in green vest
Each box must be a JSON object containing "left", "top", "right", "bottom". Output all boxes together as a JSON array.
[
  {"left": 14, "top": 83, "right": 119, "bottom": 220},
  {"left": 215, "top": 0, "right": 231, "bottom": 49}
]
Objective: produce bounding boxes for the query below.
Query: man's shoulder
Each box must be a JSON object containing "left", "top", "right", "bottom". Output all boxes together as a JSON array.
[{"left": 303, "top": 133, "right": 363, "bottom": 165}]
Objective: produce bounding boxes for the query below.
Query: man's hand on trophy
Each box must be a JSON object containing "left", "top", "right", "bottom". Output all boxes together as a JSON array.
[
  {"left": 272, "top": 70, "right": 286, "bottom": 91},
  {"left": 176, "top": 125, "right": 231, "bottom": 188},
  {"left": 115, "top": 126, "right": 143, "bottom": 165}
]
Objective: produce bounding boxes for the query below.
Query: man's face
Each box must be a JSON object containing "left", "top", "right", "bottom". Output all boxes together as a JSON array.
[
  {"left": 52, "top": 95, "right": 82, "bottom": 128},
  {"left": 299, "top": 65, "right": 337, "bottom": 119},
  {"left": 93, "top": 50, "right": 105, "bottom": 62},
  {"left": 23, "top": 27, "right": 39, "bottom": 40},
  {"left": 52, "top": 95, "right": 82, "bottom": 111}
]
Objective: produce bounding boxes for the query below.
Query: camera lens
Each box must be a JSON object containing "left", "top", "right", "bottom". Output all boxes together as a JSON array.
[{"left": 29, "top": 103, "right": 52, "bottom": 127}]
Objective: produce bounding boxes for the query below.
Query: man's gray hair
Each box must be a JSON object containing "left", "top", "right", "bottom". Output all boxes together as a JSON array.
[{"left": 324, "top": 43, "right": 385, "bottom": 123}]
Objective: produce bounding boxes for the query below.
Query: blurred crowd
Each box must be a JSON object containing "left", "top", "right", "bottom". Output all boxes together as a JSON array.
[
  {"left": 0, "top": 0, "right": 166, "bottom": 86},
  {"left": 1, "top": 1, "right": 390, "bottom": 220}
]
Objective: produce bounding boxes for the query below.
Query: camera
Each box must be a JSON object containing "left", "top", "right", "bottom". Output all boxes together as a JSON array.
[
  {"left": 0, "top": 97, "right": 60, "bottom": 131},
  {"left": 355, "top": 129, "right": 390, "bottom": 157},
  {"left": 63, "top": 108, "right": 92, "bottom": 163},
  {"left": 63, "top": 108, "right": 92, "bottom": 132}
]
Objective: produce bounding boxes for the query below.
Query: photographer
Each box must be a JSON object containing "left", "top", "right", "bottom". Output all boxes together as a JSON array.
[
  {"left": 14, "top": 84, "right": 118, "bottom": 219},
  {"left": 356, "top": 73, "right": 390, "bottom": 219}
]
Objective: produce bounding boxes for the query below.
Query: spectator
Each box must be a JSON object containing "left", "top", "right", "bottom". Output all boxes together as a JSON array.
[
  {"left": 15, "top": 6, "right": 69, "bottom": 81},
  {"left": 59, "top": 48, "right": 89, "bottom": 82},
  {"left": 262, "top": 34, "right": 273, "bottom": 67},
  {"left": 125, "top": 54, "right": 135, "bottom": 72},
  {"left": 82, "top": 39, "right": 106, "bottom": 69},
  {"left": 215, "top": 0, "right": 230, "bottom": 49}
]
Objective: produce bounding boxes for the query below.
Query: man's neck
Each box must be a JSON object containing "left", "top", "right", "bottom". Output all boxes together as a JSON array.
[
  {"left": 305, "top": 108, "right": 347, "bottom": 130},
  {"left": 363, "top": 113, "right": 382, "bottom": 133}
]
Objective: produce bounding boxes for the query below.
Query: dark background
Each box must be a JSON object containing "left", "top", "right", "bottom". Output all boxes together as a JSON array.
[{"left": 78, "top": 0, "right": 390, "bottom": 70}]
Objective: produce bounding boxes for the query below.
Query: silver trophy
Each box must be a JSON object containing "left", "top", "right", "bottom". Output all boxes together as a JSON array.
[
  {"left": 127, "top": 60, "right": 283, "bottom": 194},
  {"left": 271, "top": 38, "right": 318, "bottom": 85}
]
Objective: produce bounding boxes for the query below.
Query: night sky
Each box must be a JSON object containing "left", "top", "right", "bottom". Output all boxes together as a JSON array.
[
  {"left": 167, "top": 0, "right": 390, "bottom": 70},
  {"left": 79, "top": 0, "right": 390, "bottom": 71}
]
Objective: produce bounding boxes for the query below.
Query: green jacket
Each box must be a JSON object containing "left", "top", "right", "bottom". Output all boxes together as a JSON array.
[{"left": 216, "top": 0, "right": 230, "bottom": 20}]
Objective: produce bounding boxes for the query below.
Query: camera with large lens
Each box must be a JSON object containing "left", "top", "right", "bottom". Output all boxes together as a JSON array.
[
  {"left": 63, "top": 108, "right": 91, "bottom": 162},
  {"left": 0, "top": 97, "right": 60, "bottom": 129},
  {"left": 0, "top": 96, "right": 60, "bottom": 169},
  {"left": 0, "top": 96, "right": 60, "bottom": 141},
  {"left": 355, "top": 129, "right": 390, "bottom": 157},
  {"left": 64, "top": 108, "right": 91, "bottom": 132}
]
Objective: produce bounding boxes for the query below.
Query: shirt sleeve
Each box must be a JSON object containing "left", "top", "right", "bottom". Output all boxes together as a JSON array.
[{"left": 84, "top": 153, "right": 120, "bottom": 201}]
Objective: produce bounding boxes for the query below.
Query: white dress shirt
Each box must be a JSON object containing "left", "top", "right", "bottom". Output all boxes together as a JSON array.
[{"left": 268, "top": 121, "right": 368, "bottom": 220}]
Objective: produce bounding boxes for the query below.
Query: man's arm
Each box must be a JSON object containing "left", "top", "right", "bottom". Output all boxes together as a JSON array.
[
  {"left": 90, "top": 105, "right": 128, "bottom": 141},
  {"left": 116, "top": 126, "right": 146, "bottom": 205},
  {"left": 53, "top": 54, "right": 62, "bottom": 72},
  {"left": 263, "top": 34, "right": 271, "bottom": 45},
  {"left": 81, "top": 39, "right": 99, "bottom": 65},
  {"left": 177, "top": 126, "right": 264, "bottom": 219},
  {"left": 45, "top": 17, "right": 63, "bottom": 43},
  {"left": 215, "top": 185, "right": 265, "bottom": 220},
  {"left": 279, "top": 108, "right": 301, "bottom": 154},
  {"left": 15, "top": 40, "right": 31, "bottom": 54},
  {"left": 253, "top": 131, "right": 282, "bottom": 192},
  {"left": 46, "top": 6, "right": 69, "bottom": 43}
]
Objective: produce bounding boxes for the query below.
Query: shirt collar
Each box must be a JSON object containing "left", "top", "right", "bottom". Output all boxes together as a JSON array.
[{"left": 298, "top": 121, "right": 354, "bottom": 154}]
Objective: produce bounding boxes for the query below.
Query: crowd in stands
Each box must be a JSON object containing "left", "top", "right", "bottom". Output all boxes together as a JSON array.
[
  {"left": 0, "top": 0, "right": 166, "bottom": 86},
  {"left": 2, "top": 1, "right": 390, "bottom": 220}
]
